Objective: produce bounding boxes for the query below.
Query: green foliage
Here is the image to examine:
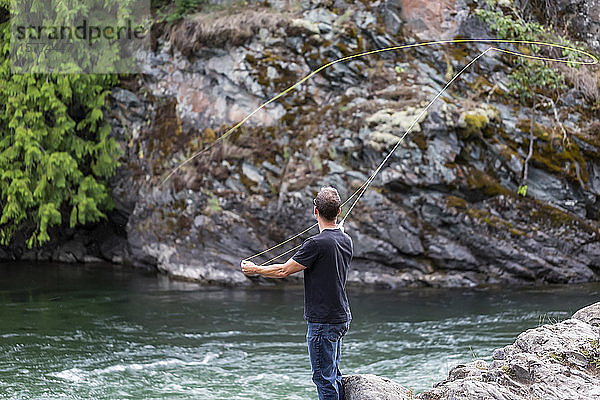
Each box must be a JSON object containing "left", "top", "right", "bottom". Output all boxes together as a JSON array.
[
  {"left": 508, "top": 59, "right": 566, "bottom": 103},
  {"left": 517, "top": 184, "right": 527, "bottom": 196},
  {"left": 155, "top": 0, "right": 208, "bottom": 23},
  {"left": 0, "top": 7, "right": 121, "bottom": 248},
  {"left": 476, "top": 1, "right": 545, "bottom": 42},
  {"left": 10, "top": 0, "right": 148, "bottom": 74},
  {"left": 205, "top": 190, "right": 221, "bottom": 214},
  {"left": 475, "top": 0, "right": 574, "bottom": 104}
]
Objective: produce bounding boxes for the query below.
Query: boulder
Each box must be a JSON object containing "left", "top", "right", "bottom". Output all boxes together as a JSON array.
[
  {"left": 421, "top": 313, "right": 600, "bottom": 399},
  {"left": 344, "top": 302, "right": 600, "bottom": 400},
  {"left": 342, "top": 374, "right": 412, "bottom": 400},
  {"left": 572, "top": 302, "right": 600, "bottom": 327}
]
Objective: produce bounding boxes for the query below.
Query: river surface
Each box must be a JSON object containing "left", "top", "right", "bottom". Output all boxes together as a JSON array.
[{"left": 1, "top": 262, "right": 599, "bottom": 399}]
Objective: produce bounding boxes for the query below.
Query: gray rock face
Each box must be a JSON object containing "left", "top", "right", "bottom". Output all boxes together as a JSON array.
[
  {"left": 421, "top": 310, "right": 600, "bottom": 399},
  {"left": 343, "top": 302, "right": 600, "bottom": 400},
  {"left": 99, "top": 0, "right": 600, "bottom": 287},
  {"left": 553, "top": 0, "right": 600, "bottom": 52}
]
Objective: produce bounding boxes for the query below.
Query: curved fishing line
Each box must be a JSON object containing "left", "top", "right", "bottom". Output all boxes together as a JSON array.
[
  {"left": 240, "top": 41, "right": 597, "bottom": 265},
  {"left": 159, "top": 39, "right": 597, "bottom": 186},
  {"left": 253, "top": 47, "right": 493, "bottom": 265}
]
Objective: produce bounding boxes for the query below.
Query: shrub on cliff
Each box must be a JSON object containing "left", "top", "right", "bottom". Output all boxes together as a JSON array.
[
  {"left": 0, "top": 1, "right": 121, "bottom": 248},
  {"left": 153, "top": 0, "right": 209, "bottom": 23},
  {"left": 476, "top": 0, "right": 579, "bottom": 196}
]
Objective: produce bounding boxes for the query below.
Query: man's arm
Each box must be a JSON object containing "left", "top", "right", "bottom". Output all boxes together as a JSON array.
[{"left": 241, "top": 258, "right": 306, "bottom": 278}]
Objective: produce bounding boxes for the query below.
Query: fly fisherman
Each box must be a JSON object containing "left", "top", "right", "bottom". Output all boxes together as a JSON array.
[{"left": 241, "top": 186, "right": 353, "bottom": 400}]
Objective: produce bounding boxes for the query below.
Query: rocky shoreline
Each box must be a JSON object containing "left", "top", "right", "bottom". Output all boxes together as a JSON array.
[
  {"left": 1, "top": 0, "right": 600, "bottom": 289},
  {"left": 343, "top": 301, "right": 600, "bottom": 400}
]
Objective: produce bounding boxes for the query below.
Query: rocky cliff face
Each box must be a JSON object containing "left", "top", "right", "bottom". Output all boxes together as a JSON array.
[
  {"left": 342, "top": 301, "right": 600, "bottom": 400},
  {"left": 4, "top": 0, "right": 600, "bottom": 288}
]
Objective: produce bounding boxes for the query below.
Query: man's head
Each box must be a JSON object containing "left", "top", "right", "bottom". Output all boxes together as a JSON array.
[{"left": 313, "top": 186, "right": 341, "bottom": 222}]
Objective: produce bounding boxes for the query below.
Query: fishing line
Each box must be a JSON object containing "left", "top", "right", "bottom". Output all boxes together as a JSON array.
[
  {"left": 159, "top": 39, "right": 597, "bottom": 187},
  {"left": 244, "top": 41, "right": 597, "bottom": 265},
  {"left": 155, "top": 38, "right": 597, "bottom": 265},
  {"left": 249, "top": 46, "right": 493, "bottom": 265}
]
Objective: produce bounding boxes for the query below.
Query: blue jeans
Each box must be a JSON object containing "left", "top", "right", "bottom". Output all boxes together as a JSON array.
[{"left": 306, "top": 321, "right": 350, "bottom": 400}]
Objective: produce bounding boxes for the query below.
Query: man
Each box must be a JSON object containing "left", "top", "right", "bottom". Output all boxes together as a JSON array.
[{"left": 241, "top": 186, "right": 353, "bottom": 400}]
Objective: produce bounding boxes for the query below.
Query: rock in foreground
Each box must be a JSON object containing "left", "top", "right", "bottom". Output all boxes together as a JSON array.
[
  {"left": 342, "top": 374, "right": 412, "bottom": 400},
  {"left": 343, "top": 302, "right": 600, "bottom": 400}
]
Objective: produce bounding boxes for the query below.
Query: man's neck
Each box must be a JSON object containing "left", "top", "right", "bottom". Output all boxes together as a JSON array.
[{"left": 318, "top": 219, "right": 337, "bottom": 232}]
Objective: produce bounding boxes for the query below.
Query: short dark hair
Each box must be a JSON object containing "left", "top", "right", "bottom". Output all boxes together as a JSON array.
[{"left": 314, "top": 187, "right": 341, "bottom": 221}]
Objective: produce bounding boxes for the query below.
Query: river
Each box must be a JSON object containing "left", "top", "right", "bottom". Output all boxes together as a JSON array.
[{"left": 1, "top": 262, "right": 598, "bottom": 399}]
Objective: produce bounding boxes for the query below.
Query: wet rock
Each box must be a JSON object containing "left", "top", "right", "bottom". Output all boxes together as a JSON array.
[
  {"left": 145, "top": 243, "right": 249, "bottom": 286},
  {"left": 288, "top": 18, "right": 320, "bottom": 35},
  {"left": 242, "top": 162, "right": 265, "bottom": 185},
  {"left": 109, "top": 88, "right": 142, "bottom": 108},
  {"left": 99, "top": 236, "right": 130, "bottom": 264},
  {"left": 52, "top": 240, "right": 86, "bottom": 263},
  {"left": 342, "top": 374, "right": 411, "bottom": 400},
  {"left": 376, "top": 0, "right": 403, "bottom": 35},
  {"left": 552, "top": 0, "right": 600, "bottom": 51}
]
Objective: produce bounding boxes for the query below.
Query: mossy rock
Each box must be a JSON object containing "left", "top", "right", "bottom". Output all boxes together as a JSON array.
[
  {"left": 367, "top": 131, "right": 402, "bottom": 152},
  {"left": 516, "top": 119, "right": 590, "bottom": 186},
  {"left": 465, "top": 168, "right": 511, "bottom": 197},
  {"left": 445, "top": 195, "right": 468, "bottom": 210},
  {"left": 458, "top": 104, "right": 500, "bottom": 138}
]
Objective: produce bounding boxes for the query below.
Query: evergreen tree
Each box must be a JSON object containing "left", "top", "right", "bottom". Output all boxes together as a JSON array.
[{"left": 0, "top": 1, "right": 121, "bottom": 248}]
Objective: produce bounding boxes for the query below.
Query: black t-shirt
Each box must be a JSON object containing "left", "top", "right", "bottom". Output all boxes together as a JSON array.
[{"left": 292, "top": 228, "right": 353, "bottom": 324}]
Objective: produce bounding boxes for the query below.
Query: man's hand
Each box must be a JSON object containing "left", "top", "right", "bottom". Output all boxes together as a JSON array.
[{"left": 241, "top": 260, "right": 258, "bottom": 275}]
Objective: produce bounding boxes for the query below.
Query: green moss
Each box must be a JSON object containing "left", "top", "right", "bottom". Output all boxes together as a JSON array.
[
  {"left": 509, "top": 228, "right": 525, "bottom": 236},
  {"left": 512, "top": 119, "right": 590, "bottom": 186},
  {"left": 335, "top": 41, "right": 353, "bottom": 57},
  {"left": 244, "top": 49, "right": 298, "bottom": 94},
  {"left": 463, "top": 114, "right": 488, "bottom": 134},
  {"left": 202, "top": 127, "right": 216, "bottom": 143},
  {"left": 528, "top": 199, "right": 599, "bottom": 235},
  {"left": 516, "top": 118, "right": 544, "bottom": 138},
  {"left": 466, "top": 206, "right": 517, "bottom": 232},
  {"left": 469, "top": 76, "right": 493, "bottom": 93},
  {"left": 496, "top": 143, "right": 520, "bottom": 161},
  {"left": 159, "top": 198, "right": 192, "bottom": 238},
  {"left": 146, "top": 98, "right": 184, "bottom": 176},
  {"left": 445, "top": 195, "right": 467, "bottom": 209},
  {"left": 205, "top": 191, "right": 221, "bottom": 214},
  {"left": 466, "top": 168, "right": 511, "bottom": 196}
]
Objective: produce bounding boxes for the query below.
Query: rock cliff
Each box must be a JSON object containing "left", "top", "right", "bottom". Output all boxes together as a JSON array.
[
  {"left": 4, "top": 0, "right": 600, "bottom": 288},
  {"left": 342, "top": 301, "right": 600, "bottom": 400}
]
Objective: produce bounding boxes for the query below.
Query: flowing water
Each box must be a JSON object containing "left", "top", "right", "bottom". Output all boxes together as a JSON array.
[{"left": 1, "top": 262, "right": 599, "bottom": 399}]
